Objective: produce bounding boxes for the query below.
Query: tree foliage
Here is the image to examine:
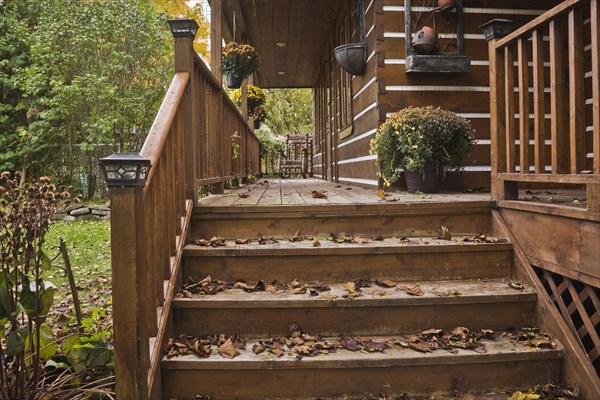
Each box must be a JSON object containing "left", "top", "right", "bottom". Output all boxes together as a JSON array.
[
  {"left": 0, "top": 0, "right": 210, "bottom": 196},
  {"left": 263, "top": 88, "right": 313, "bottom": 135}
]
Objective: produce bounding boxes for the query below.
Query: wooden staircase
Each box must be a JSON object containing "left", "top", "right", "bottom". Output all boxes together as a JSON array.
[{"left": 160, "top": 200, "right": 563, "bottom": 399}]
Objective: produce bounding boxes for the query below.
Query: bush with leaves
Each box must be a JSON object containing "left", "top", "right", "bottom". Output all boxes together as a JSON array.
[
  {"left": 0, "top": 172, "right": 113, "bottom": 399},
  {"left": 370, "top": 106, "right": 474, "bottom": 185}
]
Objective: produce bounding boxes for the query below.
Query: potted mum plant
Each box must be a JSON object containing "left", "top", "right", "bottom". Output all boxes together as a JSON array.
[
  {"left": 222, "top": 42, "right": 259, "bottom": 88},
  {"left": 370, "top": 106, "right": 474, "bottom": 193},
  {"left": 232, "top": 85, "right": 266, "bottom": 116}
]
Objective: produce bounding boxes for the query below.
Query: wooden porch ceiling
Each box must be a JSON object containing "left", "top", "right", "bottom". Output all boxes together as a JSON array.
[{"left": 225, "top": 0, "right": 348, "bottom": 88}]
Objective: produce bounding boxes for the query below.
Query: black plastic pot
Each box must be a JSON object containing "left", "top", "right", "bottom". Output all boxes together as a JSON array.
[
  {"left": 334, "top": 43, "right": 367, "bottom": 76},
  {"left": 226, "top": 74, "right": 243, "bottom": 89},
  {"left": 254, "top": 119, "right": 261, "bottom": 129},
  {"left": 404, "top": 161, "right": 438, "bottom": 193}
]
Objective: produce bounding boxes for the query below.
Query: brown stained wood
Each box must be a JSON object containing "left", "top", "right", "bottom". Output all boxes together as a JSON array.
[
  {"left": 495, "top": 0, "right": 583, "bottom": 48},
  {"left": 592, "top": 0, "right": 600, "bottom": 174},
  {"left": 504, "top": 46, "right": 516, "bottom": 173},
  {"left": 497, "top": 199, "right": 600, "bottom": 224},
  {"left": 568, "top": 8, "right": 585, "bottom": 174},
  {"left": 564, "top": 278, "right": 600, "bottom": 351},
  {"left": 489, "top": 40, "right": 507, "bottom": 200},
  {"left": 183, "top": 242, "right": 512, "bottom": 283},
  {"left": 550, "top": 19, "right": 567, "bottom": 174},
  {"left": 173, "top": 294, "right": 534, "bottom": 339},
  {"left": 532, "top": 29, "right": 546, "bottom": 174},
  {"left": 110, "top": 189, "right": 144, "bottom": 399},
  {"left": 580, "top": 222, "right": 600, "bottom": 281},
  {"left": 140, "top": 72, "right": 189, "bottom": 186},
  {"left": 492, "top": 210, "right": 600, "bottom": 398},
  {"left": 517, "top": 38, "right": 530, "bottom": 174},
  {"left": 162, "top": 342, "right": 561, "bottom": 399}
]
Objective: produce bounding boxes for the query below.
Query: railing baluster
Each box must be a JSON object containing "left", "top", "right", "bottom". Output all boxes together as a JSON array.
[
  {"left": 505, "top": 46, "right": 517, "bottom": 172},
  {"left": 532, "top": 29, "right": 546, "bottom": 174},
  {"left": 592, "top": 0, "right": 600, "bottom": 174},
  {"left": 518, "top": 37, "right": 531, "bottom": 174},
  {"left": 550, "top": 19, "right": 567, "bottom": 174},
  {"left": 568, "top": 8, "right": 585, "bottom": 174}
]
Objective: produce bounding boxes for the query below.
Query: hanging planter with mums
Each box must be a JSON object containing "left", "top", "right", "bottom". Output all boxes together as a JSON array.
[
  {"left": 370, "top": 106, "right": 475, "bottom": 193},
  {"left": 231, "top": 85, "right": 267, "bottom": 116},
  {"left": 222, "top": 42, "right": 259, "bottom": 88}
]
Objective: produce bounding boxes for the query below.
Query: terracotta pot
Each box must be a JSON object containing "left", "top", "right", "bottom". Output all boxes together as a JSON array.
[
  {"left": 226, "top": 74, "right": 243, "bottom": 89},
  {"left": 412, "top": 26, "right": 438, "bottom": 55},
  {"left": 437, "top": 0, "right": 456, "bottom": 8},
  {"left": 404, "top": 160, "right": 438, "bottom": 193}
]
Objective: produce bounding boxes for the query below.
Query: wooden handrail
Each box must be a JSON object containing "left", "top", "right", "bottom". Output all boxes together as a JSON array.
[
  {"left": 484, "top": 0, "right": 600, "bottom": 213},
  {"left": 494, "top": 0, "right": 582, "bottom": 48},
  {"left": 140, "top": 72, "right": 189, "bottom": 183},
  {"left": 107, "top": 23, "right": 261, "bottom": 400}
]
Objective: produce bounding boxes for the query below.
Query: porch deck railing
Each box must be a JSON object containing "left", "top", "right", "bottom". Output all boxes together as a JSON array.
[
  {"left": 104, "top": 21, "right": 260, "bottom": 399},
  {"left": 484, "top": 0, "right": 600, "bottom": 212}
]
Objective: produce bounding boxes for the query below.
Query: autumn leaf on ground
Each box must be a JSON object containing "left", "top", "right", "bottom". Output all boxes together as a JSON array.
[
  {"left": 509, "top": 281, "right": 525, "bottom": 290},
  {"left": 375, "top": 279, "right": 396, "bottom": 288},
  {"left": 311, "top": 190, "right": 327, "bottom": 199},
  {"left": 313, "top": 238, "right": 321, "bottom": 247},
  {"left": 438, "top": 225, "right": 452, "bottom": 241},
  {"left": 397, "top": 284, "right": 424, "bottom": 296},
  {"left": 372, "top": 235, "right": 384, "bottom": 241},
  {"left": 367, "top": 289, "right": 390, "bottom": 297},
  {"left": 238, "top": 193, "right": 249, "bottom": 198},
  {"left": 319, "top": 293, "right": 339, "bottom": 300},
  {"left": 508, "top": 392, "right": 540, "bottom": 400},
  {"left": 293, "top": 287, "right": 308, "bottom": 294},
  {"left": 191, "top": 339, "right": 211, "bottom": 358},
  {"left": 235, "top": 238, "right": 251, "bottom": 244},
  {"left": 409, "top": 342, "right": 431, "bottom": 352},
  {"left": 289, "top": 279, "right": 301, "bottom": 289},
  {"left": 218, "top": 339, "right": 241, "bottom": 359},
  {"left": 290, "top": 229, "right": 305, "bottom": 242},
  {"left": 258, "top": 236, "right": 279, "bottom": 245}
]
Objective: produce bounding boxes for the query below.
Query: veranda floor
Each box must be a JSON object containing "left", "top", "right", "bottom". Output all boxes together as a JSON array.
[{"left": 198, "top": 178, "right": 491, "bottom": 207}]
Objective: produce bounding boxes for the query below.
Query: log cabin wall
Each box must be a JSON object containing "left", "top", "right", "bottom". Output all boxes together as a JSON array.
[
  {"left": 315, "top": 0, "right": 566, "bottom": 188},
  {"left": 313, "top": 0, "right": 382, "bottom": 186}
]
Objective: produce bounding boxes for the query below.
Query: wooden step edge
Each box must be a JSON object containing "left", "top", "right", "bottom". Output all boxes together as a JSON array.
[
  {"left": 193, "top": 201, "right": 494, "bottom": 216},
  {"left": 161, "top": 337, "right": 563, "bottom": 370},
  {"left": 172, "top": 284, "right": 536, "bottom": 309},
  {"left": 183, "top": 241, "right": 514, "bottom": 257}
]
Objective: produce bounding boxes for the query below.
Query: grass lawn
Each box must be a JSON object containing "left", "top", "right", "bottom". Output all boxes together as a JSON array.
[{"left": 44, "top": 219, "right": 113, "bottom": 337}]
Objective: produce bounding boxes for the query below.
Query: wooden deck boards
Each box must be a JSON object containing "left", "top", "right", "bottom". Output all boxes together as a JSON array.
[{"left": 198, "top": 178, "right": 491, "bottom": 207}]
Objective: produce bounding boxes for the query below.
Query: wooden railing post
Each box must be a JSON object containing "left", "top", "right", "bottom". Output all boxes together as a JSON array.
[
  {"left": 210, "top": 0, "right": 226, "bottom": 194},
  {"left": 481, "top": 19, "right": 515, "bottom": 201},
  {"left": 99, "top": 154, "right": 152, "bottom": 400},
  {"left": 168, "top": 18, "right": 199, "bottom": 202}
]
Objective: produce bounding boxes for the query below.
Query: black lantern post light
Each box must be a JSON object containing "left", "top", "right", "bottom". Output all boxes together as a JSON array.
[{"left": 99, "top": 153, "right": 151, "bottom": 188}]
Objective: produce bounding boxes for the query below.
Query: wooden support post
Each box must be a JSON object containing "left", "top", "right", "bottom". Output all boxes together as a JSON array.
[
  {"left": 532, "top": 29, "right": 546, "bottom": 174},
  {"left": 170, "top": 19, "right": 199, "bottom": 203},
  {"left": 568, "top": 8, "right": 585, "bottom": 174},
  {"left": 482, "top": 19, "right": 514, "bottom": 201},
  {"left": 550, "top": 19, "right": 567, "bottom": 174},
  {"left": 591, "top": 0, "right": 600, "bottom": 174},
  {"left": 210, "top": 0, "right": 223, "bottom": 81},
  {"left": 110, "top": 187, "right": 149, "bottom": 400}
]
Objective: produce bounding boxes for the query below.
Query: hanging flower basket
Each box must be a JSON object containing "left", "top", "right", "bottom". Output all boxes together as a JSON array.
[
  {"left": 334, "top": 43, "right": 367, "bottom": 76},
  {"left": 226, "top": 74, "right": 244, "bottom": 89},
  {"left": 222, "top": 42, "right": 258, "bottom": 81}
]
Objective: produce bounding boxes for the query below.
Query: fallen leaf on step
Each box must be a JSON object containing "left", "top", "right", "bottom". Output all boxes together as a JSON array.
[
  {"left": 372, "top": 235, "right": 384, "bottom": 241},
  {"left": 508, "top": 392, "right": 540, "bottom": 400},
  {"left": 311, "top": 190, "right": 327, "bottom": 199},
  {"left": 191, "top": 238, "right": 210, "bottom": 246},
  {"left": 345, "top": 187, "right": 353, "bottom": 190},
  {"left": 367, "top": 289, "right": 390, "bottom": 297},
  {"left": 289, "top": 279, "right": 301, "bottom": 289},
  {"left": 343, "top": 281, "right": 358, "bottom": 293},
  {"left": 258, "top": 236, "right": 279, "bottom": 245},
  {"left": 432, "top": 289, "right": 463, "bottom": 297},
  {"left": 375, "top": 279, "right": 396, "bottom": 288},
  {"left": 235, "top": 238, "right": 251, "bottom": 245},
  {"left": 217, "top": 339, "right": 240, "bottom": 359},
  {"left": 313, "top": 238, "right": 321, "bottom": 247},
  {"left": 409, "top": 342, "right": 431, "bottom": 352},
  {"left": 293, "top": 287, "right": 307, "bottom": 295},
  {"left": 191, "top": 339, "right": 212, "bottom": 358},
  {"left": 397, "top": 284, "right": 424, "bottom": 296},
  {"left": 509, "top": 281, "right": 524, "bottom": 291},
  {"left": 290, "top": 229, "right": 305, "bottom": 242},
  {"left": 265, "top": 284, "right": 278, "bottom": 294},
  {"left": 355, "top": 236, "right": 370, "bottom": 244},
  {"left": 438, "top": 225, "right": 452, "bottom": 241},
  {"left": 238, "top": 193, "right": 249, "bottom": 198},
  {"left": 252, "top": 343, "right": 266, "bottom": 355}
]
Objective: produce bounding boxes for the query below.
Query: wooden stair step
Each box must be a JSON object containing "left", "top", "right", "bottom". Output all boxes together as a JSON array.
[
  {"left": 172, "top": 279, "right": 535, "bottom": 338},
  {"left": 161, "top": 335, "right": 562, "bottom": 399},
  {"left": 182, "top": 239, "right": 513, "bottom": 282},
  {"left": 191, "top": 201, "right": 494, "bottom": 238}
]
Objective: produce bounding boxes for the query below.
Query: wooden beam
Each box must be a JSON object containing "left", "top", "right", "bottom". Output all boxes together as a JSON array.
[
  {"left": 210, "top": 0, "right": 223, "bottom": 81},
  {"left": 532, "top": 29, "right": 546, "bottom": 174},
  {"left": 568, "top": 8, "right": 585, "bottom": 174},
  {"left": 517, "top": 38, "right": 530, "bottom": 174},
  {"left": 591, "top": 0, "right": 600, "bottom": 174},
  {"left": 504, "top": 46, "right": 516, "bottom": 173},
  {"left": 550, "top": 19, "right": 567, "bottom": 174}
]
